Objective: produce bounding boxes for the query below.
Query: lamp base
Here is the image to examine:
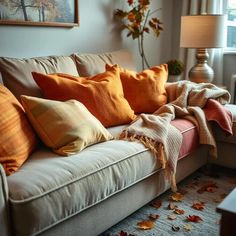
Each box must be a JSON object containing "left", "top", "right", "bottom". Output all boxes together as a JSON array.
[{"left": 189, "top": 48, "right": 214, "bottom": 83}]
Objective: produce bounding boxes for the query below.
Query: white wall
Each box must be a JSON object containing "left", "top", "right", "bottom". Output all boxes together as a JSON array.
[
  {"left": 0, "top": 0, "right": 123, "bottom": 57},
  {"left": 0, "top": 0, "right": 173, "bottom": 70},
  {"left": 223, "top": 53, "right": 236, "bottom": 92},
  {"left": 1, "top": 0, "right": 234, "bottom": 87}
]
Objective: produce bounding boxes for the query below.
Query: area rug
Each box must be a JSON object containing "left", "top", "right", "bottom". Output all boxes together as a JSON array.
[{"left": 101, "top": 166, "right": 236, "bottom": 236}]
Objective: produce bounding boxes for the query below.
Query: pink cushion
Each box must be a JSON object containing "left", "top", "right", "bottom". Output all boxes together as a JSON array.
[{"left": 171, "top": 119, "right": 199, "bottom": 159}]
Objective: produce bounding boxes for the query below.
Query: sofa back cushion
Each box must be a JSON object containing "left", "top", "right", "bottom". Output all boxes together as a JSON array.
[
  {"left": 72, "top": 49, "right": 136, "bottom": 77},
  {"left": 21, "top": 96, "right": 113, "bottom": 156},
  {"left": 0, "top": 56, "right": 79, "bottom": 100},
  {"left": 0, "top": 84, "right": 38, "bottom": 175},
  {"left": 32, "top": 65, "right": 136, "bottom": 127}
]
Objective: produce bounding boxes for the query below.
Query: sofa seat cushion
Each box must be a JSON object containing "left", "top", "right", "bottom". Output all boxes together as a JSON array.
[
  {"left": 171, "top": 119, "right": 199, "bottom": 159},
  {"left": 109, "top": 118, "right": 199, "bottom": 160},
  {"left": 214, "top": 104, "right": 236, "bottom": 144},
  {"left": 7, "top": 140, "right": 159, "bottom": 236},
  {"left": 7, "top": 118, "right": 198, "bottom": 235}
]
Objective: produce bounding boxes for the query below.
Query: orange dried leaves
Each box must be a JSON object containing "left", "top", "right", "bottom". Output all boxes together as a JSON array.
[
  {"left": 148, "top": 214, "right": 160, "bottom": 221},
  {"left": 174, "top": 208, "right": 185, "bottom": 215},
  {"left": 168, "top": 202, "right": 177, "bottom": 210},
  {"left": 192, "top": 201, "right": 205, "bottom": 211},
  {"left": 169, "top": 192, "right": 184, "bottom": 202},
  {"left": 186, "top": 215, "right": 203, "bottom": 223},
  {"left": 119, "top": 231, "right": 135, "bottom": 236},
  {"left": 197, "top": 182, "right": 218, "bottom": 194},
  {"left": 137, "top": 220, "right": 154, "bottom": 230},
  {"left": 150, "top": 200, "right": 162, "bottom": 209}
]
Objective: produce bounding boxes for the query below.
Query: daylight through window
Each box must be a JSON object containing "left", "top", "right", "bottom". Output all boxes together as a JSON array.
[{"left": 225, "top": 0, "right": 236, "bottom": 49}]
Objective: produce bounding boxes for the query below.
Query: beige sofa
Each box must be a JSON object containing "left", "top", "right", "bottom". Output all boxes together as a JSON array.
[{"left": 0, "top": 50, "right": 236, "bottom": 236}]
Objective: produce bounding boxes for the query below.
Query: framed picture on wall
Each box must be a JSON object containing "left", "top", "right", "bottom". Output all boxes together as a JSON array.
[{"left": 0, "top": 0, "right": 79, "bottom": 27}]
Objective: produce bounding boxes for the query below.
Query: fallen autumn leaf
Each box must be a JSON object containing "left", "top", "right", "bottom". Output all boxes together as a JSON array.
[
  {"left": 169, "top": 192, "right": 184, "bottom": 202},
  {"left": 168, "top": 214, "right": 177, "bottom": 220},
  {"left": 171, "top": 225, "right": 180, "bottom": 232},
  {"left": 168, "top": 202, "right": 177, "bottom": 210},
  {"left": 186, "top": 215, "right": 203, "bottom": 223},
  {"left": 192, "top": 202, "right": 205, "bottom": 211},
  {"left": 137, "top": 220, "right": 154, "bottom": 230},
  {"left": 197, "top": 182, "right": 218, "bottom": 194},
  {"left": 174, "top": 208, "right": 185, "bottom": 215},
  {"left": 151, "top": 200, "right": 162, "bottom": 209},
  {"left": 183, "top": 224, "right": 193, "bottom": 231}
]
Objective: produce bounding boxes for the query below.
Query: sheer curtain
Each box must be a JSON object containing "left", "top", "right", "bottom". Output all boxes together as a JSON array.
[{"left": 176, "top": 0, "right": 225, "bottom": 84}]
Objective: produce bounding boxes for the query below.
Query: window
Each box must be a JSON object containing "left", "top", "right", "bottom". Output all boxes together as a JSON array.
[{"left": 225, "top": 0, "right": 236, "bottom": 49}]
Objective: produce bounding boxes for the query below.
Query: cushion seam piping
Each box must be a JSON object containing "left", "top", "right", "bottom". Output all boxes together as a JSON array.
[
  {"left": 32, "top": 167, "right": 163, "bottom": 236},
  {"left": 9, "top": 147, "right": 150, "bottom": 203},
  {"left": 178, "top": 126, "right": 196, "bottom": 134}
]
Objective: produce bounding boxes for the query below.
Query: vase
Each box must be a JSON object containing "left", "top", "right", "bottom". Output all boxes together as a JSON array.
[{"left": 168, "top": 75, "right": 181, "bottom": 83}]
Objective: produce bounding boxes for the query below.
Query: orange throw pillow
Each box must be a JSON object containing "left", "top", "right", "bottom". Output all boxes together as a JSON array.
[
  {"left": 106, "top": 64, "right": 168, "bottom": 113},
  {"left": 0, "top": 84, "right": 37, "bottom": 175},
  {"left": 32, "top": 66, "right": 136, "bottom": 127}
]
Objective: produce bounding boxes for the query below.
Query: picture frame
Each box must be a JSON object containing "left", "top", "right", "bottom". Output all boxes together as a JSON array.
[{"left": 0, "top": 0, "right": 79, "bottom": 28}]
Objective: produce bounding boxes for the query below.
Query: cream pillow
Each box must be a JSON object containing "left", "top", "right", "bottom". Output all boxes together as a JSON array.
[{"left": 21, "top": 96, "right": 113, "bottom": 156}]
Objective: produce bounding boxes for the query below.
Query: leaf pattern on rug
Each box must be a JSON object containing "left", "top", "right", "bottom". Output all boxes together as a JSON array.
[
  {"left": 148, "top": 214, "right": 160, "bottom": 221},
  {"left": 183, "top": 224, "right": 193, "bottom": 231},
  {"left": 192, "top": 201, "right": 205, "bottom": 211},
  {"left": 169, "top": 192, "right": 184, "bottom": 202},
  {"left": 174, "top": 208, "right": 185, "bottom": 215},
  {"left": 150, "top": 200, "right": 162, "bottom": 209},
  {"left": 136, "top": 220, "right": 154, "bottom": 230},
  {"left": 186, "top": 215, "right": 203, "bottom": 223},
  {"left": 168, "top": 214, "right": 177, "bottom": 220},
  {"left": 118, "top": 230, "right": 135, "bottom": 236},
  {"left": 168, "top": 203, "right": 177, "bottom": 210},
  {"left": 100, "top": 167, "right": 236, "bottom": 236},
  {"left": 197, "top": 181, "right": 218, "bottom": 194}
]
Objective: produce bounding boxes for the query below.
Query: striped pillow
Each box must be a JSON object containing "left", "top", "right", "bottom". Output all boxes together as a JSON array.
[
  {"left": 21, "top": 96, "right": 113, "bottom": 156},
  {"left": 0, "top": 84, "right": 38, "bottom": 175}
]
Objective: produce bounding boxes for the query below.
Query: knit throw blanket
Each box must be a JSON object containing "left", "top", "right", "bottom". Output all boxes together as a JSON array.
[{"left": 119, "top": 81, "right": 232, "bottom": 191}]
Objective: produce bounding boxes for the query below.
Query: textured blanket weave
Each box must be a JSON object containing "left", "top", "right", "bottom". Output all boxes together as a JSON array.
[{"left": 119, "top": 81, "right": 232, "bottom": 191}]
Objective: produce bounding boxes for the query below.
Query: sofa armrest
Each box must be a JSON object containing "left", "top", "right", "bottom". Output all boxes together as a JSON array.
[
  {"left": 0, "top": 165, "right": 11, "bottom": 236},
  {"left": 0, "top": 72, "right": 3, "bottom": 84}
]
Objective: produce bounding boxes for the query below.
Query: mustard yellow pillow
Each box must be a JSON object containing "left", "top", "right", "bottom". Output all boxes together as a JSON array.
[
  {"left": 32, "top": 65, "right": 136, "bottom": 127},
  {"left": 21, "top": 96, "right": 113, "bottom": 156},
  {"left": 0, "top": 84, "right": 37, "bottom": 175},
  {"left": 106, "top": 64, "right": 168, "bottom": 113}
]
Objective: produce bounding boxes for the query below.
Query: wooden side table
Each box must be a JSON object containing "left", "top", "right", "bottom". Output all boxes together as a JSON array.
[{"left": 217, "top": 188, "right": 236, "bottom": 236}]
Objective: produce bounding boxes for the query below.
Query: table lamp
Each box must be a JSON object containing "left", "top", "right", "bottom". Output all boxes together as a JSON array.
[{"left": 180, "top": 15, "right": 226, "bottom": 83}]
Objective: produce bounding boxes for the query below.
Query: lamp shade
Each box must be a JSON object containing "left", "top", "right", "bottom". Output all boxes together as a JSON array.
[{"left": 180, "top": 15, "right": 226, "bottom": 48}]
